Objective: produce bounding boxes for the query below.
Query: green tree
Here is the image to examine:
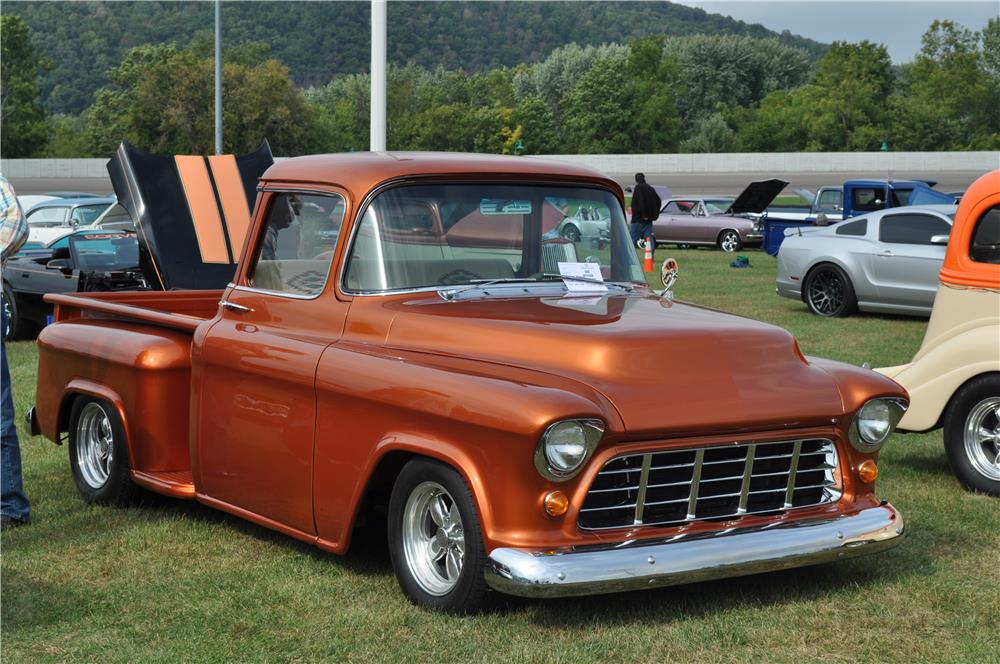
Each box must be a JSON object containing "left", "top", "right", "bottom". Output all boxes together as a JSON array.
[
  {"left": 512, "top": 96, "right": 560, "bottom": 154},
  {"left": 86, "top": 41, "right": 318, "bottom": 156},
  {"left": 563, "top": 54, "right": 632, "bottom": 152},
  {"left": 737, "top": 41, "right": 893, "bottom": 151},
  {"left": 1, "top": 15, "right": 51, "bottom": 157},
  {"left": 680, "top": 112, "right": 737, "bottom": 153},
  {"left": 890, "top": 20, "right": 999, "bottom": 150},
  {"left": 627, "top": 35, "right": 683, "bottom": 152}
]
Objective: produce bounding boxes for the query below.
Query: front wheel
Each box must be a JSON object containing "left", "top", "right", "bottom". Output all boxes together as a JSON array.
[
  {"left": 68, "top": 397, "right": 139, "bottom": 505},
  {"left": 560, "top": 224, "right": 581, "bottom": 242},
  {"left": 388, "top": 458, "right": 491, "bottom": 613},
  {"left": 717, "top": 230, "right": 742, "bottom": 253},
  {"left": 943, "top": 375, "right": 1000, "bottom": 496},
  {"left": 804, "top": 264, "right": 857, "bottom": 317}
]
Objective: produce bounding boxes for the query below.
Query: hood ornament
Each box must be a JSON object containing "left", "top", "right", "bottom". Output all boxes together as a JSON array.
[{"left": 659, "top": 257, "right": 679, "bottom": 300}]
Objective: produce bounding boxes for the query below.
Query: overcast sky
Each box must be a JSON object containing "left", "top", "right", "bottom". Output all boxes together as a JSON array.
[{"left": 673, "top": 1, "right": 998, "bottom": 62}]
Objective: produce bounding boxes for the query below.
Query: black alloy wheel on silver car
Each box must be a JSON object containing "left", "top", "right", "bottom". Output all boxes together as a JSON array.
[
  {"left": 561, "top": 224, "right": 581, "bottom": 242},
  {"left": 68, "top": 397, "right": 139, "bottom": 505},
  {"left": 388, "top": 458, "right": 492, "bottom": 614},
  {"left": 717, "top": 230, "right": 742, "bottom": 253},
  {"left": 804, "top": 264, "right": 857, "bottom": 317},
  {"left": 943, "top": 374, "right": 1000, "bottom": 496}
]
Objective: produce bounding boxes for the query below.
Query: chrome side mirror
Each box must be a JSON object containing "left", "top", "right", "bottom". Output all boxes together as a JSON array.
[{"left": 930, "top": 234, "right": 950, "bottom": 245}]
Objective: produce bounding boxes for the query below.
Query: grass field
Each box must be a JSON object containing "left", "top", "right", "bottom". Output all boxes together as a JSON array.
[{"left": 2, "top": 248, "right": 998, "bottom": 663}]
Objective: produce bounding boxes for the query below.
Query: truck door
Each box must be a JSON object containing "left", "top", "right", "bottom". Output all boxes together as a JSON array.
[
  {"left": 871, "top": 212, "right": 951, "bottom": 310},
  {"left": 194, "top": 190, "right": 349, "bottom": 534}
]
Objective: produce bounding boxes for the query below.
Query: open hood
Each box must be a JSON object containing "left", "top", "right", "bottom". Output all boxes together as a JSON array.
[
  {"left": 728, "top": 178, "right": 789, "bottom": 214},
  {"left": 107, "top": 140, "right": 273, "bottom": 290}
]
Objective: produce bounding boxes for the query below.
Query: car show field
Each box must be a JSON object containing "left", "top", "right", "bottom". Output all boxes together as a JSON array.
[{"left": 2, "top": 247, "right": 997, "bottom": 662}]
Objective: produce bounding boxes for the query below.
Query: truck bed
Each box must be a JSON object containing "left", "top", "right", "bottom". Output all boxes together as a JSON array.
[{"left": 44, "top": 289, "right": 224, "bottom": 332}]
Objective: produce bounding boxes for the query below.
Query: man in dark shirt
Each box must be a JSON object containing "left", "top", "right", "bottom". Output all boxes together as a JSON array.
[{"left": 629, "top": 173, "right": 661, "bottom": 249}]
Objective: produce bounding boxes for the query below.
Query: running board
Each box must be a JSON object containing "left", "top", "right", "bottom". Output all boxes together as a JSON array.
[{"left": 132, "top": 470, "right": 196, "bottom": 498}]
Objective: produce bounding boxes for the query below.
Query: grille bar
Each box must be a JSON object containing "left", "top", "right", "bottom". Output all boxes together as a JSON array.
[
  {"left": 633, "top": 454, "right": 652, "bottom": 525},
  {"left": 579, "top": 438, "right": 841, "bottom": 531}
]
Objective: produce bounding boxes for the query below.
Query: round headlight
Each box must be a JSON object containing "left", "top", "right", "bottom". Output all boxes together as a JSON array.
[
  {"left": 851, "top": 398, "right": 907, "bottom": 452},
  {"left": 545, "top": 421, "right": 588, "bottom": 472},
  {"left": 534, "top": 419, "right": 605, "bottom": 481}
]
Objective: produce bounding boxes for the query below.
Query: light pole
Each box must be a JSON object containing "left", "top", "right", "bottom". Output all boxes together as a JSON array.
[
  {"left": 214, "top": 0, "right": 223, "bottom": 155},
  {"left": 370, "top": 0, "right": 387, "bottom": 152}
]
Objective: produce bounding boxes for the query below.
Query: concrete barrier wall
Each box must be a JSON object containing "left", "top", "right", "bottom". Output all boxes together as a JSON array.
[
  {"left": 3, "top": 151, "right": 997, "bottom": 180},
  {"left": 532, "top": 151, "right": 1000, "bottom": 174}
]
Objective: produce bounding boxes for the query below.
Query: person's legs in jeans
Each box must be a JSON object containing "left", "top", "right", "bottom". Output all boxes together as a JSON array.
[{"left": 1, "top": 302, "right": 30, "bottom": 524}]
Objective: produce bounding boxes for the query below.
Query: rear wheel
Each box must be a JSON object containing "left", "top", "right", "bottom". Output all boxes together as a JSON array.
[
  {"left": 717, "top": 230, "right": 742, "bottom": 252},
  {"left": 804, "top": 264, "right": 857, "bottom": 317},
  {"left": 388, "top": 458, "right": 491, "bottom": 613},
  {"left": 943, "top": 375, "right": 1000, "bottom": 496},
  {"left": 68, "top": 398, "right": 138, "bottom": 505}
]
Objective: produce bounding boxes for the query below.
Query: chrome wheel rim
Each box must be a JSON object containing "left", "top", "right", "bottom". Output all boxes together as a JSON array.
[
  {"left": 964, "top": 397, "right": 1000, "bottom": 481},
  {"left": 75, "top": 403, "right": 114, "bottom": 489},
  {"left": 808, "top": 269, "right": 844, "bottom": 316},
  {"left": 2, "top": 294, "right": 11, "bottom": 340},
  {"left": 720, "top": 232, "right": 739, "bottom": 252},
  {"left": 401, "top": 481, "right": 465, "bottom": 596}
]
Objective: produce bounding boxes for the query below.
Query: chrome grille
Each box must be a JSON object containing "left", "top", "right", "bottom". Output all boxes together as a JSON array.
[{"left": 579, "top": 438, "right": 840, "bottom": 531}]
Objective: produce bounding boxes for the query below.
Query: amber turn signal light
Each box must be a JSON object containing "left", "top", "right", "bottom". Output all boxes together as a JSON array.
[
  {"left": 544, "top": 490, "right": 569, "bottom": 517},
  {"left": 858, "top": 459, "right": 879, "bottom": 483}
]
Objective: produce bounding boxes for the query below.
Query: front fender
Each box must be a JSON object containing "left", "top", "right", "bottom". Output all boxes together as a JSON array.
[{"left": 877, "top": 325, "right": 1000, "bottom": 431}]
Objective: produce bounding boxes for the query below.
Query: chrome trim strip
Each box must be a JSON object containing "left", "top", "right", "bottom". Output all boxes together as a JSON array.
[
  {"left": 784, "top": 439, "right": 802, "bottom": 509},
  {"left": 686, "top": 448, "right": 705, "bottom": 520},
  {"left": 633, "top": 454, "right": 652, "bottom": 525},
  {"left": 486, "top": 504, "right": 905, "bottom": 598},
  {"left": 737, "top": 443, "right": 756, "bottom": 514}
]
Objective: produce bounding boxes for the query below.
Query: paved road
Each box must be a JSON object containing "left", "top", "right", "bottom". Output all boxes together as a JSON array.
[{"left": 10, "top": 170, "right": 985, "bottom": 198}]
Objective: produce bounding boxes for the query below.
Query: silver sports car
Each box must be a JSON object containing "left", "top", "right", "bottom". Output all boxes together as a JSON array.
[{"left": 776, "top": 205, "right": 956, "bottom": 317}]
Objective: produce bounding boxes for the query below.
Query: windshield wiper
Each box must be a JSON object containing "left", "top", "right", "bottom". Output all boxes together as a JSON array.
[{"left": 439, "top": 274, "right": 637, "bottom": 301}]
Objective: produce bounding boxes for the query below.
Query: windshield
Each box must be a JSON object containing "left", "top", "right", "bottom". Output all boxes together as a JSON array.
[
  {"left": 68, "top": 233, "right": 140, "bottom": 270},
  {"left": 704, "top": 199, "right": 734, "bottom": 214},
  {"left": 344, "top": 183, "right": 644, "bottom": 293}
]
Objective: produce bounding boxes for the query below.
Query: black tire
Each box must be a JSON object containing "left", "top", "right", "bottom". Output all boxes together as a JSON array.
[
  {"left": 2, "top": 283, "right": 35, "bottom": 341},
  {"left": 676, "top": 243, "right": 692, "bottom": 250},
  {"left": 388, "top": 458, "right": 492, "bottom": 614},
  {"left": 717, "top": 229, "right": 742, "bottom": 253},
  {"left": 561, "top": 224, "right": 581, "bottom": 242},
  {"left": 68, "top": 397, "right": 139, "bottom": 505},
  {"left": 942, "top": 374, "right": 1000, "bottom": 496},
  {"left": 804, "top": 264, "right": 857, "bottom": 317}
]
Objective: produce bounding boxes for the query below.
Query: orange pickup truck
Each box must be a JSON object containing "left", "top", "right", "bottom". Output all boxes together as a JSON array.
[{"left": 30, "top": 147, "right": 908, "bottom": 613}]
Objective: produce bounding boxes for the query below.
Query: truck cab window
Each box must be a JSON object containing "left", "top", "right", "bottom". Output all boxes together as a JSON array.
[{"left": 249, "top": 192, "right": 345, "bottom": 296}]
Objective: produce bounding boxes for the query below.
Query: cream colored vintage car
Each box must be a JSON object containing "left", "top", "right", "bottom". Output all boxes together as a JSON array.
[{"left": 877, "top": 169, "right": 1000, "bottom": 495}]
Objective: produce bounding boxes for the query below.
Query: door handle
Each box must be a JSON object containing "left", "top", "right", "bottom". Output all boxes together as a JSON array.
[
  {"left": 220, "top": 300, "right": 253, "bottom": 313},
  {"left": 878, "top": 250, "right": 894, "bottom": 257}
]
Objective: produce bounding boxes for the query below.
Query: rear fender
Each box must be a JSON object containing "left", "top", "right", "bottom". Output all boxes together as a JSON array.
[{"left": 57, "top": 380, "right": 136, "bottom": 467}]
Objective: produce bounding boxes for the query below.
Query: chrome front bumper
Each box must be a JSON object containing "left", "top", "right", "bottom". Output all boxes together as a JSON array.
[{"left": 485, "top": 503, "right": 903, "bottom": 598}]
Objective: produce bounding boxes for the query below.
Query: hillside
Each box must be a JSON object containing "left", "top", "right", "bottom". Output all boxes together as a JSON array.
[{"left": 8, "top": 0, "right": 827, "bottom": 114}]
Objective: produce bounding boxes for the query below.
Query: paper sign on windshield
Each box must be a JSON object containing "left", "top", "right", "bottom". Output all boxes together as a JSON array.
[
  {"left": 479, "top": 199, "right": 532, "bottom": 215},
  {"left": 558, "top": 261, "right": 608, "bottom": 294}
]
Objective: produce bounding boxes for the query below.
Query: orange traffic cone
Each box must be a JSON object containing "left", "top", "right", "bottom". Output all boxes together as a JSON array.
[{"left": 643, "top": 237, "right": 654, "bottom": 272}]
